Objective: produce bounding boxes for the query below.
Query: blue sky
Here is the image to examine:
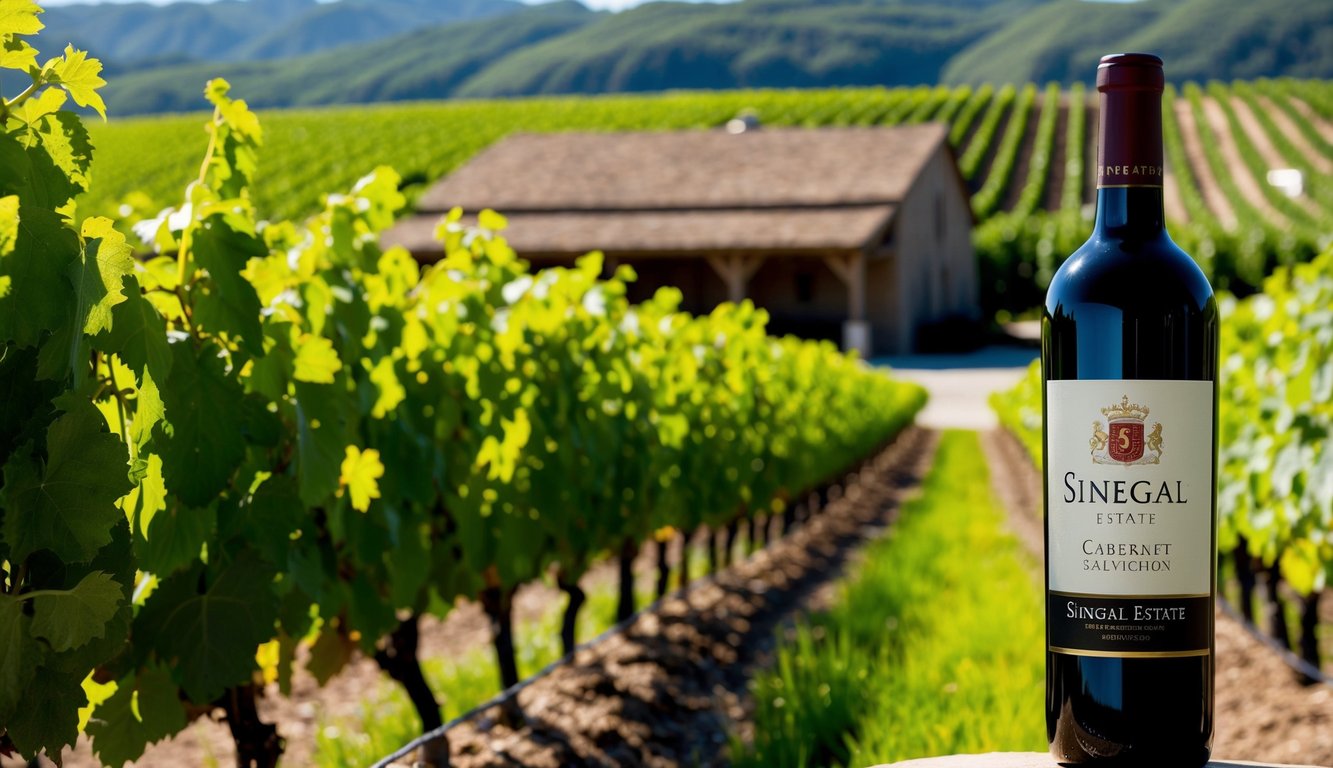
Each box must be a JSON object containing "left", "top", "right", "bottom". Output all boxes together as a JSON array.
[{"left": 36, "top": 0, "right": 716, "bottom": 11}]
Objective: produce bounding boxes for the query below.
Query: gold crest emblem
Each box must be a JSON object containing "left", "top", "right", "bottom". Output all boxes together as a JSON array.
[{"left": 1091, "top": 395, "right": 1163, "bottom": 465}]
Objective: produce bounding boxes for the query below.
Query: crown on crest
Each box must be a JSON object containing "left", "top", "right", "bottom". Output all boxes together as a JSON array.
[{"left": 1101, "top": 395, "right": 1148, "bottom": 422}]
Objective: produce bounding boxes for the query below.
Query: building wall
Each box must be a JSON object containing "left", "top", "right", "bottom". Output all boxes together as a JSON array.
[
  {"left": 889, "top": 145, "right": 979, "bottom": 352},
  {"left": 522, "top": 142, "right": 977, "bottom": 356}
]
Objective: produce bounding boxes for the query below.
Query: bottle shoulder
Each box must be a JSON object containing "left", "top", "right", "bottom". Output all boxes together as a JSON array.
[{"left": 1045, "top": 232, "right": 1216, "bottom": 317}]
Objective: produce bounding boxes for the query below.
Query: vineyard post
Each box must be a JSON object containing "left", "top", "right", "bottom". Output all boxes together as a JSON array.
[{"left": 373, "top": 614, "right": 446, "bottom": 735}]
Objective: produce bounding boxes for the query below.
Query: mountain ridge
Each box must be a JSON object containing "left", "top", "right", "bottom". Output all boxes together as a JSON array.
[{"left": 44, "top": 0, "right": 1333, "bottom": 116}]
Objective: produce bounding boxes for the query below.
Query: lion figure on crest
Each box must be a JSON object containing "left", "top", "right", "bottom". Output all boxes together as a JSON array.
[
  {"left": 1147, "top": 422, "right": 1163, "bottom": 455},
  {"left": 1090, "top": 420, "right": 1109, "bottom": 452}
]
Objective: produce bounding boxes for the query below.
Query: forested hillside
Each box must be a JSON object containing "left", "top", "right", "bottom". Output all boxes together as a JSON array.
[
  {"left": 40, "top": 0, "right": 1333, "bottom": 115},
  {"left": 38, "top": 0, "right": 522, "bottom": 67}
]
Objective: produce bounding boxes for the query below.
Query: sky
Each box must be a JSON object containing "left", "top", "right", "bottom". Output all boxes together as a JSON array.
[{"left": 36, "top": 0, "right": 712, "bottom": 11}]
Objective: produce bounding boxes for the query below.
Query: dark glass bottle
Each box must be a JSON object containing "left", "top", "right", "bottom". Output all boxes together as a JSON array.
[{"left": 1042, "top": 53, "right": 1218, "bottom": 766}]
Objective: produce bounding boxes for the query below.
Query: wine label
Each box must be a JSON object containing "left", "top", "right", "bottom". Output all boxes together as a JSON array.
[{"left": 1046, "top": 379, "right": 1215, "bottom": 658}]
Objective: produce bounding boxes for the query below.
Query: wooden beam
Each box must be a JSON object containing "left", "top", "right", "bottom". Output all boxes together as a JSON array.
[
  {"left": 706, "top": 253, "right": 765, "bottom": 303},
  {"left": 822, "top": 252, "right": 866, "bottom": 320}
]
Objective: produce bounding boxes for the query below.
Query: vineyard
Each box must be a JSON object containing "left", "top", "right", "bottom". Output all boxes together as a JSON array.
[
  {"left": 80, "top": 79, "right": 1333, "bottom": 317},
  {"left": 0, "top": 8, "right": 936, "bottom": 765},
  {"left": 4, "top": 1, "right": 1333, "bottom": 766}
]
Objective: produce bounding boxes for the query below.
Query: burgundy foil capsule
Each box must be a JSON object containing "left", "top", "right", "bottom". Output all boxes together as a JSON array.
[{"left": 1096, "top": 53, "right": 1165, "bottom": 189}]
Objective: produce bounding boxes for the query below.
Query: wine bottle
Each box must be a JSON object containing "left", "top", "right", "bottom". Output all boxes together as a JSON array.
[{"left": 1042, "top": 53, "right": 1217, "bottom": 766}]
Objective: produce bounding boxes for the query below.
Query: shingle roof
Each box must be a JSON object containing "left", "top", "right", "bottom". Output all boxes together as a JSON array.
[
  {"left": 386, "top": 124, "right": 951, "bottom": 258},
  {"left": 383, "top": 205, "right": 897, "bottom": 258}
]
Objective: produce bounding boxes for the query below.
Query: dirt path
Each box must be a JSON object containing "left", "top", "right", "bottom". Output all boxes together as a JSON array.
[
  {"left": 388, "top": 427, "right": 940, "bottom": 768},
  {"left": 1287, "top": 96, "right": 1333, "bottom": 146},
  {"left": 981, "top": 429, "right": 1333, "bottom": 767},
  {"left": 1041, "top": 101, "right": 1069, "bottom": 213},
  {"left": 968, "top": 99, "right": 1016, "bottom": 192},
  {"left": 1175, "top": 99, "right": 1238, "bottom": 229},
  {"left": 880, "top": 347, "right": 1036, "bottom": 431},
  {"left": 55, "top": 538, "right": 667, "bottom": 767},
  {"left": 1164, "top": 155, "right": 1189, "bottom": 224},
  {"left": 1257, "top": 94, "right": 1332, "bottom": 175},
  {"left": 1163, "top": 165, "right": 1189, "bottom": 223},
  {"left": 1230, "top": 96, "right": 1321, "bottom": 217},
  {"left": 1200, "top": 96, "right": 1284, "bottom": 224},
  {"left": 1000, "top": 95, "right": 1043, "bottom": 212}
]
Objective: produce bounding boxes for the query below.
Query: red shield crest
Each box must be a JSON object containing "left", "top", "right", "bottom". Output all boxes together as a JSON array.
[{"left": 1108, "top": 420, "right": 1144, "bottom": 463}]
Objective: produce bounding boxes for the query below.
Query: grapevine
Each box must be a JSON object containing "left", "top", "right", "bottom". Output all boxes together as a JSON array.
[{"left": 0, "top": 5, "right": 928, "bottom": 764}]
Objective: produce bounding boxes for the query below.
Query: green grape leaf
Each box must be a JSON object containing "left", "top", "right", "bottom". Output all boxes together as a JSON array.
[
  {"left": 189, "top": 219, "right": 264, "bottom": 355},
  {"left": 45, "top": 45, "right": 106, "bottom": 119},
  {"left": 0, "top": 130, "right": 75, "bottom": 210},
  {"left": 74, "top": 216, "right": 133, "bottom": 336},
  {"left": 292, "top": 332, "right": 340, "bottom": 383},
  {"left": 0, "top": 194, "right": 15, "bottom": 257},
  {"left": 124, "top": 453, "right": 167, "bottom": 537},
  {"left": 0, "top": 593, "right": 43, "bottom": 720},
  {"left": 86, "top": 665, "right": 187, "bottom": 768},
  {"left": 219, "top": 474, "right": 301, "bottom": 567},
  {"left": 0, "top": 202, "right": 77, "bottom": 347},
  {"left": 48, "top": 519, "right": 134, "bottom": 676},
  {"left": 137, "top": 502, "right": 215, "bottom": 577},
  {"left": 1, "top": 402, "right": 130, "bottom": 564},
  {"left": 94, "top": 278, "right": 173, "bottom": 385},
  {"left": 33, "top": 111, "right": 94, "bottom": 195},
  {"left": 158, "top": 342, "right": 245, "bottom": 508},
  {"left": 130, "top": 369, "right": 165, "bottom": 451},
  {"left": 294, "top": 382, "right": 346, "bottom": 507},
  {"left": 4, "top": 667, "right": 84, "bottom": 759},
  {"left": 139, "top": 553, "right": 277, "bottom": 703},
  {"left": 0, "top": 36, "right": 37, "bottom": 71},
  {"left": 306, "top": 623, "right": 354, "bottom": 686},
  {"left": 339, "top": 445, "right": 383, "bottom": 512},
  {"left": 28, "top": 570, "right": 123, "bottom": 652},
  {"left": 369, "top": 356, "right": 405, "bottom": 418},
  {"left": 0, "top": 345, "right": 58, "bottom": 458},
  {"left": 0, "top": 0, "right": 43, "bottom": 39},
  {"left": 14, "top": 84, "right": 64, "bottom": 125}
]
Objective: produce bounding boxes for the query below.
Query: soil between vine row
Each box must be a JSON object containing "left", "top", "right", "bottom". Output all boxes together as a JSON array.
[
  {"left": 40, "top": 427, "right": 936, "bottom": 768},
  {"left": 390, "top": 426, "right": 940, "bottom": 767}
]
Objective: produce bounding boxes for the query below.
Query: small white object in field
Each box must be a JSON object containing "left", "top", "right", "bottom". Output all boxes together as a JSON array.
[{"left": 1266, "top": 168, "right": 1304, "bottom": 198}]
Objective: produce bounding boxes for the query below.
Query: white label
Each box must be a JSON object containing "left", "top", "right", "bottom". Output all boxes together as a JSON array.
[{"left": 1046, "top": 379, "right": 1214, "bottom": 597}]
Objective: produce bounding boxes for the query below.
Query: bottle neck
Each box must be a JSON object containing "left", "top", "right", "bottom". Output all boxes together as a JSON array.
[
  {"left": 1094, "top": 84, "right": 1166, "bottom": 237},
  {"left": 1094, "top": 186, "right": 1165, "bottom": 236}
]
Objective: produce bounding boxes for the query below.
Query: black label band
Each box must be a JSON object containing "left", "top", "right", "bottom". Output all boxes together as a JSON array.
[{"left": 1048, "top": 592, "right": 1211, "bottom": 657}]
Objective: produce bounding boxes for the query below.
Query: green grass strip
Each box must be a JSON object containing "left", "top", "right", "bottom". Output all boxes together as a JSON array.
[{"left": 733, "top": 431, "right": 1044, "bottom": 768}]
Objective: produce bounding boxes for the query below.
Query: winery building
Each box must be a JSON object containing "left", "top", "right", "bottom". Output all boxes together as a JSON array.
[{"left": 383, "top": 123, "right": 977, "bottom": 355}]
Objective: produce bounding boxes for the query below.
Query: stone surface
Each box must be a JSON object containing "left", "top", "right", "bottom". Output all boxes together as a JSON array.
[{"left": 876, "top": 753, "right": 1326, "bottom": 768}]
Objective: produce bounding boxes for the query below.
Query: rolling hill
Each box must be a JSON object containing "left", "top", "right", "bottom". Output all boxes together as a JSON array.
[
  {"left": 49, "top": 0, "right": 1333, "bottom": 115},
  {"left": 38, "top": 0, "right": 523, "bottom": 68}
]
